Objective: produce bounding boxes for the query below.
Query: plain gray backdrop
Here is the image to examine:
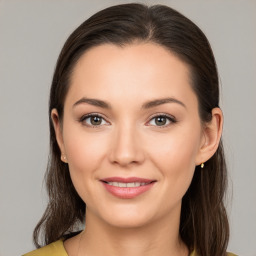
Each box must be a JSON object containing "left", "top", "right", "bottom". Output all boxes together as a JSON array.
[{"left": 0, "top": 0, "right": 255, "bottom": 255}]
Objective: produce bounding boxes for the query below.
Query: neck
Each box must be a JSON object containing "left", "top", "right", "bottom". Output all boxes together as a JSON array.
[{"left": 78, "top": 208, "right": 188, "bottom": 256}]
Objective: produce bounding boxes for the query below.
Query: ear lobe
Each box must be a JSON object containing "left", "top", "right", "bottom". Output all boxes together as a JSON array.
[
  {"left": 196, "top": 108, "right": 223, "bottom": 165},
  {"left": 51, "top": 109, "right": 66, "bottom": 160}
]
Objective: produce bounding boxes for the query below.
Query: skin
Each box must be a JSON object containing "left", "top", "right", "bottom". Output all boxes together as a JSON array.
[{"left": 52, "top": 43, "right": 223, "bottom": 256}]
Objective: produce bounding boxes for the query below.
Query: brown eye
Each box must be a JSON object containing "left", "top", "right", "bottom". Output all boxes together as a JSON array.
[
  {"left": 148, "top": 114, "right": 176, "bottom": 127},
  {"left": 80, "top": 114, "right": 108, "bottom": 127},
  {"left": 155, "top": 116, "right": 167, "bottom": 126},
  {"left": 90, "top": 116, "right": 102, "bottom": 125}
]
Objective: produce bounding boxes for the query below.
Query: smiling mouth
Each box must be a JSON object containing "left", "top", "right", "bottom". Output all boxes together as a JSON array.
[
  {"left": 102, "top": 181, "right": 153, "bottom": 188},
  {"left": 100, "top": 177, "right": 156, "bottom": 199}
]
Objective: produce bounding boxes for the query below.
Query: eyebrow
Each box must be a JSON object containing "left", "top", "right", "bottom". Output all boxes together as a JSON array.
[
  {"left": 73, "top": 97, "right": 186, "bottom": 109},
  {"left": 142, "top": 97, "right": 186, "bottom": 109},
  {"left": 73, "top": 97, "right": 111, "bottom": 109}
]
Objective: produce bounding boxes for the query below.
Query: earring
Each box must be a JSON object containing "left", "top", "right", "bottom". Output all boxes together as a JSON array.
[
  {"left": 61, "top": 154, "right": 67, "bottom": 163},
  {"left": 200, "top": 162, "right": 204, "bottom": 168}
]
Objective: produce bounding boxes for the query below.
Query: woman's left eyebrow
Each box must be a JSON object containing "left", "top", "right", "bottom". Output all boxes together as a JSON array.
[{"left": 141, "top": 97, "right": 186, "bottom": 109}]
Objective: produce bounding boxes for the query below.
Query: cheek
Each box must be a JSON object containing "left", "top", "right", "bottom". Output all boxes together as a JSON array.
[
  {"left": 63, "top": 120, "right": 108, "bottom": 169},
  {"left": 62, "top": 124, "right": 108, "bottom": 200},
  {"left": 150, "top": 129, "right": 200, "bottom": 168},
  {"left": 147, "top": 126, "right": 201, "bottom": 193}
]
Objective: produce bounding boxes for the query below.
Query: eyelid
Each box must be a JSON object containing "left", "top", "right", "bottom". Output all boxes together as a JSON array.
[
  {"left": 146, "top": 113, "right": 177, "bottom": 127},
  {"left": 79, "top": 113, "right": 110, "bottom": 127}
]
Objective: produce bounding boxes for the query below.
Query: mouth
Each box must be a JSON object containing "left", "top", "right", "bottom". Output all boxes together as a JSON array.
[
  {"left": 102, "top": 181, "right": 152, "bottom": 187},
  {"left": 100, "top": 177, "right": 156, "bottom": 199}
]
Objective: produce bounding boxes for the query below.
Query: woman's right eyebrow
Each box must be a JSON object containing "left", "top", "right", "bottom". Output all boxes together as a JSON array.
[{"left": 73, "top": 97, "right": 111, "bottom": 109}]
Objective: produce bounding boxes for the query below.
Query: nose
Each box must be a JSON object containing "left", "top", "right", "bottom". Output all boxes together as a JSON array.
[{"left": 108, "top": 123, "right": 145, "bottom": 167}]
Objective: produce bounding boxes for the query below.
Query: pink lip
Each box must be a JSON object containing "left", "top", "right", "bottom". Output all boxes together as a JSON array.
[
  {"left": 102, "top": 177, "right": 154, "bottom": 183},
  {"left": 100, "top": 177, "right": 156, "bottom": 199}
]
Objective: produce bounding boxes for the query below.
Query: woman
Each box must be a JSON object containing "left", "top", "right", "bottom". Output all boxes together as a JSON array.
[{"left": 23, "top": 3, "right": 237, "bottom": 256}]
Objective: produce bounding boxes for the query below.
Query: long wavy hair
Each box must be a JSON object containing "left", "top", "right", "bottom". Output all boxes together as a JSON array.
[{"left": 33, "top": 3, "right": 229, "bottom": 256}]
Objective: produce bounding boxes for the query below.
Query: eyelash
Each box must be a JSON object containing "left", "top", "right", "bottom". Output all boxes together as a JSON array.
[
  {"left": 147, "top": 113, "right": 177, "bottom": 128},
  {"left": 79, "top": 113, "right": 177, "bottom": 128},
  {"left": 79, "top": 113, "right": 109, "bottom": 128}
]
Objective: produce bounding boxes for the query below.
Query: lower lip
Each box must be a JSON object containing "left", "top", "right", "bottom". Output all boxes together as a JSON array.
[{"left": 102, "top": 182, "right": 155, "bottom": 199}]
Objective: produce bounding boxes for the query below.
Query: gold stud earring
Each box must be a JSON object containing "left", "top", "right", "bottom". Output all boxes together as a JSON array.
[
  {"left": 61, "top": 154, "right": 67, "bottom": 162},
  {"left": 201, "top": 163, "right": 204, "bottom": 168}
]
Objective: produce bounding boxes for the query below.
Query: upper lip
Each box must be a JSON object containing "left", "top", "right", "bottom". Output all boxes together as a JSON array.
[{"left": 100, "top": 177, "right": 156, "bottom": 183}]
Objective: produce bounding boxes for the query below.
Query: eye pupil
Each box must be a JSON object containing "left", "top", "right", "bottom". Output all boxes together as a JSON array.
[
  {"left": 155, "top": 116, "right": 167, "bottom": 126},
  {"left": 91, "top": 116, "right": 102, "bottom": 125}
]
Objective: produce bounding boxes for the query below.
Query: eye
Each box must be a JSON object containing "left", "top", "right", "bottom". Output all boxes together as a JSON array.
[
  {"left": 80, "top": 114, "right": 108, "bottom": 127},
  {"left": 148, "top": 114, "right": 176, "bottom": 127}
]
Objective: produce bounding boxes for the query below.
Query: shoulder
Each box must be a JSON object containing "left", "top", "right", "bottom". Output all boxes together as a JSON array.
[
  {"left": 191, "top": 251, "right": 238, "bottom": 256},
  {"left": 22, "top": 240, "right": 68, "bottom": 256}
]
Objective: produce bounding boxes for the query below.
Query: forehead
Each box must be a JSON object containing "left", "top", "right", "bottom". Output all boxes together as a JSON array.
[{"left": 66, "top": 43, "right": 197, "bottom": 108}]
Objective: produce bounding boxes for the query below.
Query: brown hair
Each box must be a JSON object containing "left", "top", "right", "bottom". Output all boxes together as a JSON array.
[{"left": 33, "top": 3, "right": 229, "bottom": 256}]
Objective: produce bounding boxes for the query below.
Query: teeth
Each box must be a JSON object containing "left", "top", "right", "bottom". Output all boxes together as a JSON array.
[
  {"left": 107, "top": 182, "right": 148, "bottom": 187},
  {"left": 119, "top": 182, "right": 126, "bottom": 188}
]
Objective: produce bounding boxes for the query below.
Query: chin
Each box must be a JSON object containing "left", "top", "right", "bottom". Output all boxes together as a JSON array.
[
  {"left": 97, "top": 205, "right": 157, "bottom": 229},
  {"left": 105, "top": 216, "right": 152, "bottom": 229}
]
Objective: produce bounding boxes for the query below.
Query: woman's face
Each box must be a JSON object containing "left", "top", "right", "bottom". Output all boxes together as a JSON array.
[{"left": 53, "top": 43, "right": 208, "bottom": 228}]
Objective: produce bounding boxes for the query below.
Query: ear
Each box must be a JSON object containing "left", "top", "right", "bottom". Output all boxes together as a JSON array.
[
  {"left": 51, "top": 109, "right": 68, "bottom": 163},
  {"left": 195, "top": 107, "right": 223, "bottom": 166}
]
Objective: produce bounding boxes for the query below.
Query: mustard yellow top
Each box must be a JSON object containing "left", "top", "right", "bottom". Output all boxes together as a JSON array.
[
  {"left": 23, "top": 240, "right": 68, "bottom": 256},
  {"left": 23, "top": 240, "right": 237, "bottom": 256}
]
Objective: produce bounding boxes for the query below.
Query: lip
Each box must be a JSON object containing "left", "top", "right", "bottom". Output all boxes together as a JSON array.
[
  {"left": 100, "top": 177, "right": 156, "bottom": 199},
  {"left": 101, "top": 177, "right": 154, "bottom": 183}
]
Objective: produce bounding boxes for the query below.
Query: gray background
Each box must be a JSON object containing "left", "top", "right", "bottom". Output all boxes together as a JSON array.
[{"left": 0, "top": 0, "right": 255, "bottom": 255}]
